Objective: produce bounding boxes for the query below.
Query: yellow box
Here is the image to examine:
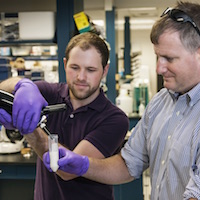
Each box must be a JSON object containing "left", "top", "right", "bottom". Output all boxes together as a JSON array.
[{"left": 73, "top": 12, "right": 90, "bottom": 33}]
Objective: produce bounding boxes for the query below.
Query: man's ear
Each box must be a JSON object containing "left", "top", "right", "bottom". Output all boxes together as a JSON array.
[
  {"left": 195, "top": 47, "right": 200, "bottom": 64},
  {"left": 63, "top": 58, "right": 67, "bottom": 70},
  {"left": 103, "top": 64, "right": 109, "bottom": 78}
]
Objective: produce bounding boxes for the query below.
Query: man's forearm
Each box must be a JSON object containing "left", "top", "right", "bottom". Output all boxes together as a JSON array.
[
  {"left": 24, "top": 127, "right": 49, "bottom": 160},
  {"left": 27, "top": 127, "right": 78, "bottom": 180},
  {"left": 83, "top": 154, "right": 134, "bottom": 185},
  {"left": 0, "top": 77, "right": 22, "bottom": 93}
]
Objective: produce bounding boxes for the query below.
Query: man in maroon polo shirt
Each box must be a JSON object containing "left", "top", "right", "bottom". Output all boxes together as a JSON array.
[{"left": 0, "top": 32, "right": 129, "bottom": 200}]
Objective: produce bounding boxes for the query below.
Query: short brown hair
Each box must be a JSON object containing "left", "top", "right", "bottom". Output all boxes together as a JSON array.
[
  {"left": 150, "top": 1, "right": 200, "bottom": 52},
  {"left": 65, "top": 32, "right": 109, "bottom": 68}
]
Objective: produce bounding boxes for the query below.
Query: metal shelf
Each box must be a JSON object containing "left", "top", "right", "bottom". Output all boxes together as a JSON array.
[
  {"left": 1, "top": 55, "right": 58, "bottom": 61},
  {"left": 0, "top": 40, "right": 56, "bottom": 47}
]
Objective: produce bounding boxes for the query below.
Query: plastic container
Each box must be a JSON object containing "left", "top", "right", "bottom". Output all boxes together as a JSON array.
[
  {"left": 116, "top": 88, "right": 133, "bottom": 115},
  {"left": 139, "top": 101, "right": 145, "bottom": 117},
  {"left": 18, "top": 12, "right": 55, "bottom": 40},
  {"left": 48, "top": 134, "right": 59, "bottom": 172}
]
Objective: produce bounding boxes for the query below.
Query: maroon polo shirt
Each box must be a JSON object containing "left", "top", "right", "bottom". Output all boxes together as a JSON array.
[{"left": 34, "top": 81, "right": 129, "bottom": 200}]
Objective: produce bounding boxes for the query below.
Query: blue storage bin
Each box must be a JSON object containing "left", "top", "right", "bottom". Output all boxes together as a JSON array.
[
  {"left": 0, "top": 65, "right": 12, "bottom": 81},
  {"left": 31, "top": 70, "right": 44, "bottom": 81},
  {"left": 0, "top": 57, "right": 11, "bottom": 65}
]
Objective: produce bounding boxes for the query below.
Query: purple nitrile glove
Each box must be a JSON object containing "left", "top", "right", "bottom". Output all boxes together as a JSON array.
[
  {"left": 12, "top": 78, "right": 48, "bottom": 134},
  {"left": 43, "top": 151, "right": 53, "bottom": 172},
  {"left": 58, "top": 147, "right": 89, "bottom": 176},
  {"left": 43, "top": 147, "right": 89, "bottom": 176},
  {"left": 0, "top": 108, "right": 15, "bottom": 130}
]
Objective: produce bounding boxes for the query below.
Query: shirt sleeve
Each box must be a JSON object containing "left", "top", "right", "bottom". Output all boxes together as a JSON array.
[
  {"left": 121, "top": 116, "right": 149, "bottom": 179},
  {"left": 121, "top": 90, "right": 166, "bottom": 179},
  {"left": 183, "top": 159, "right": 200, "bottom": 199},
  {"left": 183, "top": 111, "right": 200, "bottom": 200}
]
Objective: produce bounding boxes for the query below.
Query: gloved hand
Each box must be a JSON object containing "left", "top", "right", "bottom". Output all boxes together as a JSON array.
[
  {"left": 43, "top": 147, "right": 89, "bottom": 176},
  {"left": 0, "top": 109, "right": 15, "bottom": 130},
  {"left": 12, "top": 78, "right": 48, "bottom": 134},
  {"left": 42, "top": 150, "right": 53, "bottom": 172}
]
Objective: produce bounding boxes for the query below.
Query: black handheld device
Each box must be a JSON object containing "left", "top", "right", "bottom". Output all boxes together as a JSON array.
[{"left": 0, "top": 89, "right": 67, "bottom": 116}]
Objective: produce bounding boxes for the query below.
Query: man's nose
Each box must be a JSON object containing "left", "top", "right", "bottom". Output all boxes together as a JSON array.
[
  {"left": 77, "top": 70, "right": 86, "bottom": 80},
  {"left": 156, "top": 57, "right": 168, "bottom": 75}
]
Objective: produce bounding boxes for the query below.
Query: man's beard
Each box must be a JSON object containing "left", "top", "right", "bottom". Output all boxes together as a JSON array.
[{"left": 69, "top": 84, "right": 99, "bottom": 100}]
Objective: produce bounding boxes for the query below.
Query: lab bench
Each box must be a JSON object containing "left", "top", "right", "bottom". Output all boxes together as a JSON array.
[{"left": 0, "top": 152, "right": 36, "bottom": 200}]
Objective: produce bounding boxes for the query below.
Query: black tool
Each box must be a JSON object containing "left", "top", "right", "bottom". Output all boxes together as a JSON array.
[
  {"left": 41, "top": 104, "right": 67, "bottom": 116},
  {"left": 0, "top": 89, "right": 67, "bottom": 116},
  {"left": 0, "top": 90, "right": 14, "bottom": 115},
  {"left": 0, "top": 89, "right": 67, "bottom": 138}
]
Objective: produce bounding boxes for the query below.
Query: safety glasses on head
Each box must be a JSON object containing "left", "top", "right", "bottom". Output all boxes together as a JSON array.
[{"left": 160, "top": 7, "right": 200, "bottom": 36}]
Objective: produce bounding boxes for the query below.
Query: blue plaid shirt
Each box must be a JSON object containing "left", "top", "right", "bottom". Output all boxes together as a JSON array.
[{"left": 122, "top": 84, "right": 200, "bottom": 200}]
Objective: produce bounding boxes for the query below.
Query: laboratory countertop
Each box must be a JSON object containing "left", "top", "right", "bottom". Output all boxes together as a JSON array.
[{"left": 0, "top": 151, "right": 37, "bottom": 165}]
